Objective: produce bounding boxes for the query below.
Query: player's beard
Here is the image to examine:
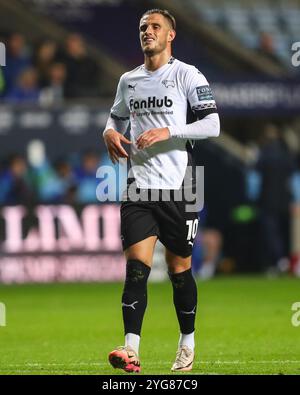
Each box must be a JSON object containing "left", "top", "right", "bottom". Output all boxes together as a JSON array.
[
  {"left": 142, "top": 40, "right": 167, "bottom": 57},
  {"left": 143, "top": 47, "right": 156, "bottom": 56}
]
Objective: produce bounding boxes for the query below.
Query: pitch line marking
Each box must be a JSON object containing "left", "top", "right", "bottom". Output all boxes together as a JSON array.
[{"left": 2, "top": 360, "right": 300, "bottom": 368}]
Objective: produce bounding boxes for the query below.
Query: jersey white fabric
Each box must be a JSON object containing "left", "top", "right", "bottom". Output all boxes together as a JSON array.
[{"left": 104, "top": 57, "right": 219, "bottom": 189}]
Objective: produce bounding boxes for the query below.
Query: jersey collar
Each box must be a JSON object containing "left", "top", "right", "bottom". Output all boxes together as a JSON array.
[{"left": 143, "top": 57, "right": 176, "bottom": 75}]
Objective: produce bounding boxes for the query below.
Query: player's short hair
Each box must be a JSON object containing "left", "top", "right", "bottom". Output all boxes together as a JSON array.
[{"left": 141, "top": 9, "right": 176, "bottom": 31}]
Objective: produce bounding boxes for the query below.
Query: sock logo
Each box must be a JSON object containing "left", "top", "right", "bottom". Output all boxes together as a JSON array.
[
  {"left": 180, "top": 306, "right": 196, "bottom": 315},
  {"left": 122, "top": 301, "right": 139, "bottom": 310}
]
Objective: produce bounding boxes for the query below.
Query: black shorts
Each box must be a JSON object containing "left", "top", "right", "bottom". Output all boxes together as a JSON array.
[{"left": 120, "top": 188, "right": 199, "bottom": 258}]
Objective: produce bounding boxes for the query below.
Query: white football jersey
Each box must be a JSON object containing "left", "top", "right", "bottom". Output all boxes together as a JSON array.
[{"left": 108, "top": 57, "right": 217, "bottom": 189}]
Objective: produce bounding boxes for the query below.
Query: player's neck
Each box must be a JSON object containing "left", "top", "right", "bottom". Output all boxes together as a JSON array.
[{"left": 144, "top": 51, "right": 172, "bottom": 71}]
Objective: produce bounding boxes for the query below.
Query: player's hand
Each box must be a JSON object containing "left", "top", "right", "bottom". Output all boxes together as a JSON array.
[
  {"left": 136, "top": 127, "right": 170, "bottom": 149},
  {"left": 103, "top": 129, "right": 131, "bottom": 164}
]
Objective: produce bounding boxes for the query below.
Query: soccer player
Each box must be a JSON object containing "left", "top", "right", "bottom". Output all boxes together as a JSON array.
[{"left": 103, "top": 9, "right": 220, "bottom": 372}]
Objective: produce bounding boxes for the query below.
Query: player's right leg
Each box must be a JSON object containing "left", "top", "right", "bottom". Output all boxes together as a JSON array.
[
  {"left": 153, "top": 193, "right": 199, "bottom": 372},
  {"left": 109, "top": 236, "right": 157, "bottom": 373},
  {"left": 165, "top": 249, "right": 196, "bottom": 372}
]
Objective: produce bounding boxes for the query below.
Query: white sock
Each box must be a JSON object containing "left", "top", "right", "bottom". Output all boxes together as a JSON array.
[
  {"left": 179, "top": 332, "right": 195, "bottom": 350},
  {"left": 125, "top": 333, "right": 140, "bottom": 355}
]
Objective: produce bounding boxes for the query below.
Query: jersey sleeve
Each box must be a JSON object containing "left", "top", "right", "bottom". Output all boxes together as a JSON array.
[
  {"left": 103, "top": 74, "right": 130, "bottom": 135},
  {"left": 167, "top": 65, "right": 220, "bottom": 140},
  {"left": 185, "top": 67, "right": 218, "bottom": 120},
  {"left": 110, "top": 74, "right": 130, "bottom": 121}
]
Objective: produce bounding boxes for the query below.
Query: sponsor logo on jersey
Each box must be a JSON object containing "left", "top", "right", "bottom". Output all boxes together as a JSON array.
[
  {"left": 162, "top": 79, "right": 175, "bottom": 88},
  {"left": 196, "top": 85, "right": 213, "bottom": 101},
  {"left": 129, "top": 96, "right": 173, "bottom": 110}
]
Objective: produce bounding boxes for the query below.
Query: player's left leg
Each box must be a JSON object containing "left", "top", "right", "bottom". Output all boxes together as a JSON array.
[{"left": 165, "top": 249, "right": 197, "bottom": 371}]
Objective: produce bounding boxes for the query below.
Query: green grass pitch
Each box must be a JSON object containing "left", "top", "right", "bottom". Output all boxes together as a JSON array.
[{"left": 0, "top": 276, "right": 300, "bottom": 375}]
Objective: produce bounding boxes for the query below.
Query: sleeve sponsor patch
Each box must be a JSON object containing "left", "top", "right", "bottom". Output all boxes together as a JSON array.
[{"left": 196, "top": 85, "right": 214, "bottom": 101}]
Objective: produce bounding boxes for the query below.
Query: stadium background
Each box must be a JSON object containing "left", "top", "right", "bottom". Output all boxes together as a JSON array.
[{"left": 0, "top": 0, "right": 300, "bottom": 375}]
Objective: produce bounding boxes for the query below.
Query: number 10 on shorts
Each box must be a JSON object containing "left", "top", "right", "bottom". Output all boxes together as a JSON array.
[{"left": 186, "top": 219, "right": 198, "bottom": 242}]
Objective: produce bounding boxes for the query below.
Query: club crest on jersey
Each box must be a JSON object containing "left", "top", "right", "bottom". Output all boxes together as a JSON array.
[
  {"left": 128, "top": 83, "right": 137, "bottom": 91},
  {"left": 162, "top": 79, "right": 175, "bottom": 88}
]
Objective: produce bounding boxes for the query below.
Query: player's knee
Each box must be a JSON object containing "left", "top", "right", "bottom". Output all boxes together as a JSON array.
[
  {"left": 168, "top": 263, "right": 191, "bottom": 274},
  {"left": 168, "top": 268, "right": 197, "bottom": 295},
  {"left": 122, "top": 259, "right": 151, "bottom": 306},
  {"left": 125, "top": 248, "right": 153, "bottom": 268},
  {"left": 126, "top": 255, "right": 152, "bottom": 268},
  {"left": 124, "top": 259, "right": 151, "bottom": 289},
  {"left": 166, "top": 256, "right": 191, "bottom": 274}
]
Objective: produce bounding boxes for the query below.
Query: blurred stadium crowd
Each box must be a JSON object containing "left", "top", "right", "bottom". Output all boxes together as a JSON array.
[
  {"left": 0, "top": 32, "right": 101, "bottom": 104},
  {"left": 0, "top": 147, "right": 126, "bottom": 206},
  {"left": 0, "top": 149, "right": 120, "bottom": 205},
  {"left": 189, "top": 0, "right": 300, "bottom": 71}
]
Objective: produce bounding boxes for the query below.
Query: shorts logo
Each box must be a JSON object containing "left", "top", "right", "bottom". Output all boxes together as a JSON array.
[
  {"left": 162, "top": 79, "right": 175, "bottom": 88},
  {"left": 196, "top": 85, "right": 213, "bottom": 101}
]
